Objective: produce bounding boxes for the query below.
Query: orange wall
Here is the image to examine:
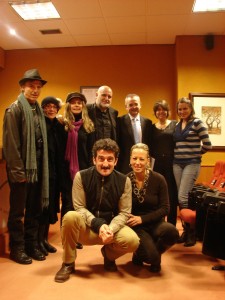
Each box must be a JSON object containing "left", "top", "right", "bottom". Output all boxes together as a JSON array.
[
  {"left": 176, "top": 35, "right": 225, "bottom": 96},
  {"left": 175, "top": 35, "right": 225, "bottom": 164},
  {"left": 0, "top": 38, "right": 224, "bottom": 163},
  {"left": 0, "top": 44, "right": 176, "bottom": 147},
  {"left": 0, "top": 47, "right": 4, "bottom": 69}
]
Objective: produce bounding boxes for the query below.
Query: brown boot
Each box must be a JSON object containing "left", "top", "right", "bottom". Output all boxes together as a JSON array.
[{"left": 54, "top": 263, "right": 75, "bottom": 283}]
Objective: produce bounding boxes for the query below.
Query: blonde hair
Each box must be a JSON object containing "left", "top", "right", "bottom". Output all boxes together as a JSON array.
[
  {"left": 130, "top": 143, "right": 151, "bottom": 170},
  {"left": 64, "top": 103, "right": 95, "bottom": 133}
]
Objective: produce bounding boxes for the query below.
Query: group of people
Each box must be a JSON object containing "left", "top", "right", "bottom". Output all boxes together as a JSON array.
[{"left": 3, "top": 68, "right": 212, "bottom": 282}]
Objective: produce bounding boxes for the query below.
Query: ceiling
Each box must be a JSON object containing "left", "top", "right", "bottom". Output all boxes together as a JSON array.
[{"left": 1, "top": 0, "right": 225, "bottom": 50}]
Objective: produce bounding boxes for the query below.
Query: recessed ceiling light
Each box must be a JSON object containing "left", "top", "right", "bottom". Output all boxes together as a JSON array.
[
  {"left": 193, "top": 0, "right": 225, "bottom": 12},
  {"left": 9, "top": 1, "right": 60, "bottom": 20},
  {"left": 9, "top": 28, "right": 16, "bottom": 35}
]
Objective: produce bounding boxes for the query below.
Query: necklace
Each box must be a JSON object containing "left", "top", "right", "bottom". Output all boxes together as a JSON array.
[
  {"left": 156, "top": 119, "right": 171, "bottom": 130},
  {"left": 130, "top": 170, "right": 149, "bottom": 203}
]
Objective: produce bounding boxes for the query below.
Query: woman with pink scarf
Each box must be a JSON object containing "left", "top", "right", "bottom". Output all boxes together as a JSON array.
[{"left": 61, "top": 92, "right": 95, "bottom": 224}]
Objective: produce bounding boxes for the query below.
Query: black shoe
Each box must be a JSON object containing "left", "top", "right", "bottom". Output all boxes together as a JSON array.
[
  {"left": 101, "top": 246, "right": 118, "bottom": 272},
  {"left": 10, "top": 249, "right": 32, "bottom": 265},
  {"left": 177, "top": 231, "right": 187, "bottom": 244},
  {"left": 76, "top": 243, "right": 83, "bottom": 250},
  {"left": 43, "top": 240, "right": 57, "bottom": 253},
  {"left": 26, "top": 247, "right": 46, "bottom": 261},
  {"left": 183, "top": 225, "right": 196, "bottom": 247},
  {"left": 132, "top": 253, "right": 143, "bottom": 266},
  {"left": 149, "top": 264, "right": 161, "bottom": 273},
  {"left": 184, "top": 234, "right": 196, "bottom": 247},
  {"left": 39, "top": 242, "right": 49, "bottom": 256},
  {"left": 55, "top": 263, "right": 75, "bottom": 283}
]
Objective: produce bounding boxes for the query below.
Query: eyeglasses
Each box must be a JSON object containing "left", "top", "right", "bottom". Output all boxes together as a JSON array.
[{"left": 44, "top": 104, "right": 58, "bottom": 110}]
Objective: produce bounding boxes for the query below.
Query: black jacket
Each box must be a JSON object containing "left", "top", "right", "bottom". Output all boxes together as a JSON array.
[
  {"left": 45, "top": 117, "right": 66, "bottom": 223},
  {"left": 117, "top": 114, "right": 152, "bottom": 174},
  {"left": 80, "top": 167, "right": 126, "bottom": 222},
  {"left": 87, "top": 103, "right": 118, "bottom": 142}
]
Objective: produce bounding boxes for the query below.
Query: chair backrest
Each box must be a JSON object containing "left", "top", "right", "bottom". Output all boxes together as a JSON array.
[
  {"left": 207, "top": 160, "right": 225, "bottom": 189},
  {"left": 215, "top": 162, "right": 225, "bottom": 191}
]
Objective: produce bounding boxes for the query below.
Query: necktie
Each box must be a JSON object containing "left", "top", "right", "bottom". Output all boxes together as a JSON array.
[{"left": 132, "top": 118, "right": 140, "bottom": 144}]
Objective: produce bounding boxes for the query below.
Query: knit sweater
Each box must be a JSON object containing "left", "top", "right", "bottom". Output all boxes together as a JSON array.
[{"left": 173, "top": 118, "right": 212, "bottom": 164}]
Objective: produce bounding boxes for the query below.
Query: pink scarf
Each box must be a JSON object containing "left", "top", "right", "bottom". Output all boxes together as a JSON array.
[{"left": 65, "top": 119, "right": 83, "bottom": 180}]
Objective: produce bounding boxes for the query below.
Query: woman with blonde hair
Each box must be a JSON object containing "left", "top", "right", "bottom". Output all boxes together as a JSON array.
[
  {"left": 127, "top": 143, "right": 179, "bottom": 273},
  {"left": 61, "top": 92, "right": 95, "bottom": 220}
]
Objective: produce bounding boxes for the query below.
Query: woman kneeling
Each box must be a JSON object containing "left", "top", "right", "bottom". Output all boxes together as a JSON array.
[{"left": 127, "top": 143, "right": 179, "bottom": 273}]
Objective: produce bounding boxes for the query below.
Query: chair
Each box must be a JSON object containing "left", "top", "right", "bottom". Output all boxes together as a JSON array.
[
  {"left": 187, "top": 161, "right": 225, "bottom": 218},
  {"left": 194, "top": 160, "right": 224, "bottom": 190},
  {"left": 214, "top": 161, "right": 225, "bottom": 192},
  {"left": 183, "top": 161, "right": 225, "bottom": 241},
  {"left": 180, "top": 209, "right": 196, "bottom": 224},
  {"left": 187, "top": 161, "right": 224, "bottom": 210}
]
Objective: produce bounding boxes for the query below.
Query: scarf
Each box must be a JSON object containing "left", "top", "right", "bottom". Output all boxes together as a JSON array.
[
  {"left": 65, "top": 119, "right": 83, "bottom": 180},
  {"left": 18, "top": 93, "right": 49, "bottom": 209}
]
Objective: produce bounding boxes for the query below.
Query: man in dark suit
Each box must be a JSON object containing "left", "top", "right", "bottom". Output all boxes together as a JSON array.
[
  {"left": 117, "top": 94, "right": 152, "bottom": 174},
  {"left": 87, "top": 85, "right": 118, "bottom": 142}
]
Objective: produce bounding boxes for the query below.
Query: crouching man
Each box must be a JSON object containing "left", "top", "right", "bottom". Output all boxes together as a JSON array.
[{"left": 55, "top": 138, "right": 139, "bottom": 282}]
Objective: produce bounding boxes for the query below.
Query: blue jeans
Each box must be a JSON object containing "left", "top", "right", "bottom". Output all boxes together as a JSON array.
[{"left": 173, "top": 163, "right": 200, "bottom": 209}]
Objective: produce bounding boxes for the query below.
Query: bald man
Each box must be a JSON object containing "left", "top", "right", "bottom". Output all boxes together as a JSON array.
[{"left": 87, "top": 86, "right": 118, "bottom": 142}]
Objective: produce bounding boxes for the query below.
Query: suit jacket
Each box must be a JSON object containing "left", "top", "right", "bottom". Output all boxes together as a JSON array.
[
  {"left": 117, "top": 114, "right": 152, "bottom": 174},
  {"left": 87, "top": 103, "right": 118, "bottom": 142}
]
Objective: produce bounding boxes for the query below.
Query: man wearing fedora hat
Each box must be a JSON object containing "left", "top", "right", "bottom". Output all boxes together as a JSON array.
[{"left": 3, "top": 69, "right": 49, "bottom": 264}]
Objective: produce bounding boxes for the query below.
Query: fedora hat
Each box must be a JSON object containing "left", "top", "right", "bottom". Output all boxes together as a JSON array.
[
  {"left": 66, "top": 92, "right": 87, "bottom": 104},
  {"left": 19, "top": 69, "right": 47, "bottom": 86}
]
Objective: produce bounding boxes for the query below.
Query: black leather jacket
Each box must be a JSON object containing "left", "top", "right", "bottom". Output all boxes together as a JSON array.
[{"left": 3, "top": 99, "right": 29, "bottom": 182}]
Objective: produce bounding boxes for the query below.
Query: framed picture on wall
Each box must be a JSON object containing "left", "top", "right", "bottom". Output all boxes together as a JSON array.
[
  {"left": 189, "top": 92, "right": 225, "bottom": 150},
  {"left": 80, "top": 86, "right": 99, "bottom": 104}
]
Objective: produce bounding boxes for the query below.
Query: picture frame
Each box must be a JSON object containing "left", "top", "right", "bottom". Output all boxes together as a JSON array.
[
  {"left": 189, "top": 92, "right": 225, "bottom": 150},
  {"left": 80, "top": 86, "right": 99, "bottom": 104}
]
